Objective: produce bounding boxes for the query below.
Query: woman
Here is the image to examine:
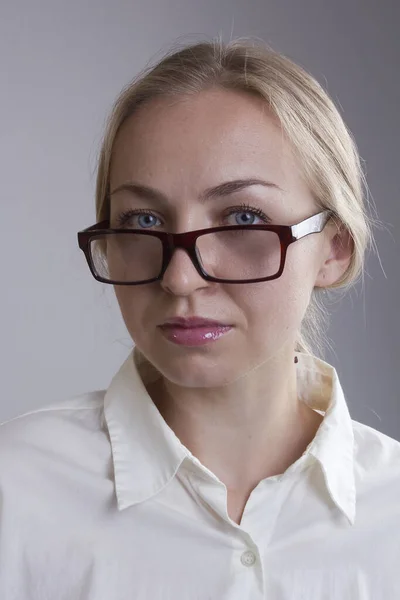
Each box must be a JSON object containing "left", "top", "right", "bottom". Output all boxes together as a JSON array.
[{"left": 1, "top": 38, "right": 399, "bottom": 599}]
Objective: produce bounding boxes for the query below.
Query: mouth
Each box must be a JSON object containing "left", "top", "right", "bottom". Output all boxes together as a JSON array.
[
  {"left": 158, "top": 316, "right": 233, "bottom": 347},
  {"left": 160, "top": 316, "right": 231, "bottom": 328}
]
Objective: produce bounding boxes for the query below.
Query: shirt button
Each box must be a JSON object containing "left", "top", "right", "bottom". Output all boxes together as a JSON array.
[{"left": 240, "top": 550, "right": 256, "bottom": 567}]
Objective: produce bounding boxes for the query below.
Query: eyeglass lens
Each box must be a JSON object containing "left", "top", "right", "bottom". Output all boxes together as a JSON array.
[{"left": 89, "top": 229, "right": 281, "bottom": 283}]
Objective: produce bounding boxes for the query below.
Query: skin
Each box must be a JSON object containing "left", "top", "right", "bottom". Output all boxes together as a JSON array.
[{"left": 109, "top": 87, "right": 352, "bottom": 525}]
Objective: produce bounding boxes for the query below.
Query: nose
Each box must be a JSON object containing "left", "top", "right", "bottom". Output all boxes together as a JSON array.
[{"left": 160, "top": 247, "right": 209, "bottom": 296}]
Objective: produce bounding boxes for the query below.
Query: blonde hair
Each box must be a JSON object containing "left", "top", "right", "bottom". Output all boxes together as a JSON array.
[{"left": 95, "top": 36, "right": 376, "bottom": 356}]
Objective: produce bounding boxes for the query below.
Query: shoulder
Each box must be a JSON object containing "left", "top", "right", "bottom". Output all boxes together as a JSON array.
[
  {"left": 351, "top": 418, "right": 400, "bottom": 500},
  {"left": 0, "top": 390, "right": 106, "bottom": 435},
  {"left": 0, "top": 391, "right": 108, "bottom": 477},
  {"left": 352, "top": 418, "right": 400, "bottom": 470}
]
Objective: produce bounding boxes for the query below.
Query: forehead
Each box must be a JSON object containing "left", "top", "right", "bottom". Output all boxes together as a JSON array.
[{"left": 109, "top": 88, "right": 310, "bottom": 205}]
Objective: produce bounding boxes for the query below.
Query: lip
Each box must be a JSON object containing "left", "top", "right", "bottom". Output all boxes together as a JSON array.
[
  {"left": 159, "top": 317, "right": 233, "bottom": 347},
  {"left": 160, "top": 316, "right": 230, "bottom": 328}
]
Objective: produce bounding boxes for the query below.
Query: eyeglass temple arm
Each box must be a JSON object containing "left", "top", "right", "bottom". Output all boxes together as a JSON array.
[{"left": 291, "top": 210, "right": 332, "bottom": 240}]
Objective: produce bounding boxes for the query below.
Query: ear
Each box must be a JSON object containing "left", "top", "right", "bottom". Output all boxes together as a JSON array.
[{"left": 314, "top": 224, "right": 353, "bottom": 288}]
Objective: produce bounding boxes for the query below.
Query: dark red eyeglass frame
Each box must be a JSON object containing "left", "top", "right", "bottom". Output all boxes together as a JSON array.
[{"left": 77, "top": 210, "right": 333, "bottom": 285}]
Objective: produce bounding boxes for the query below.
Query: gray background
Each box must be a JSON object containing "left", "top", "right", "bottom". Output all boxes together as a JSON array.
[{"left": 1, "top": 0, "right": 399, "bottom": 438}]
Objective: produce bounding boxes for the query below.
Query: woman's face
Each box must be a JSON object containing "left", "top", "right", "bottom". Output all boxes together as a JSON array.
[{"left": 109, "top": 88, "right": 336, "bottom": 387}]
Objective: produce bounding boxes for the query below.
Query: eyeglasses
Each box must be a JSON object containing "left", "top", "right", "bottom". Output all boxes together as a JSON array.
[{"left": 77, "top": 210, "right": 332, "bottom": 285}]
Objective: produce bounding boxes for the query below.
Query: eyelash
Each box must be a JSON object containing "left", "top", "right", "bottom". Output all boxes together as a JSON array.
[{"left": 115, "top": 203, "right": 271, "bottom": 228}]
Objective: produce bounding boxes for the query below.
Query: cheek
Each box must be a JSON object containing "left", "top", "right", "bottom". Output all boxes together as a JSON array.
[
  {"left": 114, "top": 287, "right": 152, "bottom": 338},
  {"left": 236, "top": 262, "right": 314, "bottom": 334}
]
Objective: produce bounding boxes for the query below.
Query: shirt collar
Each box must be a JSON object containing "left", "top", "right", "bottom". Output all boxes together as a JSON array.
[
  {"left": 103, "top": 348, "right": 356, "bottom": 525},
  {"left": 295, "top": 353, "right": 356, "bottom": 525}
]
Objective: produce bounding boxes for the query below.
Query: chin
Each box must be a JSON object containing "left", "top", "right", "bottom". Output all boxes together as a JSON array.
[{"left": 145, "top": 346, "right": 240, "bottom": 389}]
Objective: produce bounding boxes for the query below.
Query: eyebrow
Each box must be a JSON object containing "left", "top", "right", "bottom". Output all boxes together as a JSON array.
[{"left": 109, "top": 178, "right": 282, "bottom": 204}]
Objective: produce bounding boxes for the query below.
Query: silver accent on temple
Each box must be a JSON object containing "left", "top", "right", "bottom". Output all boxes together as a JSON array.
[{"left": 291, "top": 211, "right": 331, "bottom": 240}]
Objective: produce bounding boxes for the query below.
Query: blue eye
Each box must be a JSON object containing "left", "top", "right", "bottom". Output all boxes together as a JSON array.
[
  {"left": 116, "top": 210, "right": 162, "bottom": 229},
  {"left": 234, "top": 211, "right": 260, "bottom": 225},
  {"left": 115, "top": 203, "right": 270, "bottom": 230},
  {"left": 224, "top": 203, "right": 271, "bottom": 226},
  {"left": 137, "top": 214, "right": 159, "bottom": 228}
]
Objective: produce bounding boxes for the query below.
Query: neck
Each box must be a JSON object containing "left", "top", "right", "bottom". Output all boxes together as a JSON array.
[{"left": 148, "top": 348, "right": 323, "bottom": 496}]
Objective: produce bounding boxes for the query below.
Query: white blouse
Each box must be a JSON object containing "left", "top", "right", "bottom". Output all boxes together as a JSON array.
[{"left": 0, "top": 349, "right": 399, "bottom": 600}]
